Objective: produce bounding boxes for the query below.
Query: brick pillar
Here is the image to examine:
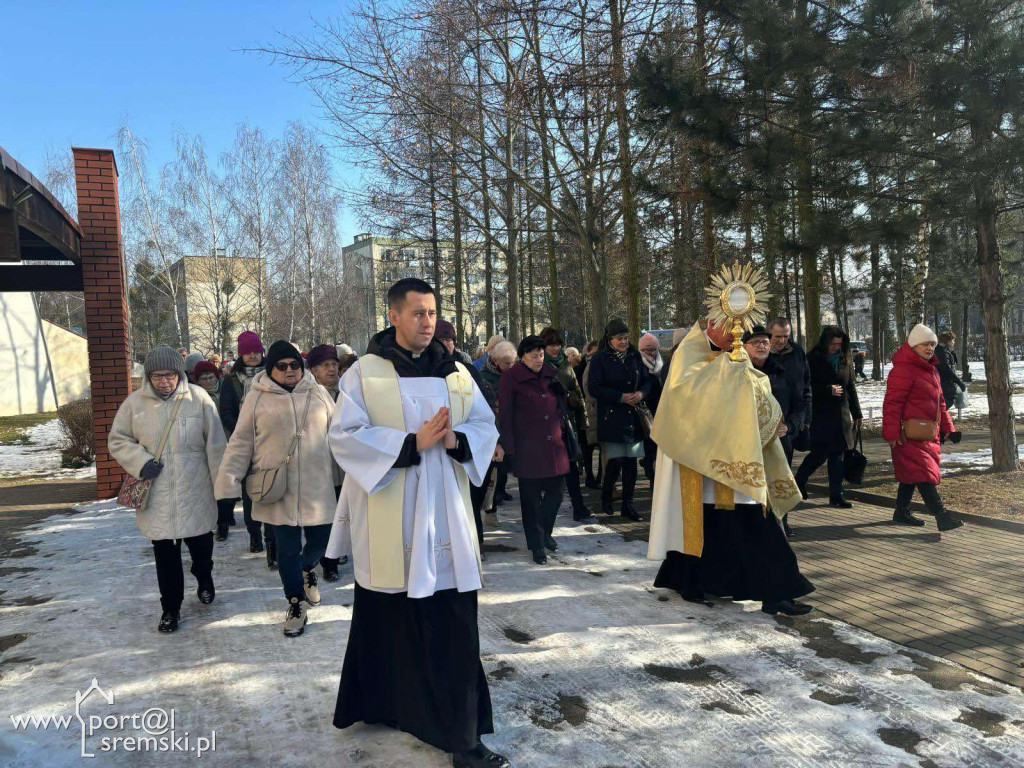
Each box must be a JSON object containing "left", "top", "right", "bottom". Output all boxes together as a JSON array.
[{"left": 73, "top": 148, "right": 131, "bottom": 499}]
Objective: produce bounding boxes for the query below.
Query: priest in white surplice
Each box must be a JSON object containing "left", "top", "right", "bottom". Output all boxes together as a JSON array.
[{"left": 326, "top": 278, "right": 508, "bottom": 768}]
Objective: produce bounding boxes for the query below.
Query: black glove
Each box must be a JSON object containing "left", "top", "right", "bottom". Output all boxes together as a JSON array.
[
  {"left": 140, "top": 459, "right": 164, "bottom": 479},
  {"left": 959, "top": 383, "right": 967, "bottom": 391},
  {"left": 949, "top": 431, "right": 962, "bottom": 445}
]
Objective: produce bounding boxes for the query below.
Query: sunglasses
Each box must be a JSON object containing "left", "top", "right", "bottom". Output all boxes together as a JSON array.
[{"left": 274, "top": 361, "right": 302, "bottom": 371}]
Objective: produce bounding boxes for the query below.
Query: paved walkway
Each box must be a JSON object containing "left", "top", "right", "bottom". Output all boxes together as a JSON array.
[
  {"left": 586, "top": 483, "right": 1024, "bottom": 689},
  {"left": 4, "top": 496, "right": 1024, "bottom": 767}
]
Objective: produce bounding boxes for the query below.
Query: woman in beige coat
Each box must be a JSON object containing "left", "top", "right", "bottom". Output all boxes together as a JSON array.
[
  {"left": 108, "top": 345, "right": 226, "bottom": 634},
  {"left": 215, "top": 341, "right": 337, "bottom": 637}
]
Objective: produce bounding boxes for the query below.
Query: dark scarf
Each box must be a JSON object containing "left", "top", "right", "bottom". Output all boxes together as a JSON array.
[
  {"left": 545, "top": 350, "right": 567, "bottom": 370},
  {"left": 367, "top": 326, "right": 457, "bottom": 379}
]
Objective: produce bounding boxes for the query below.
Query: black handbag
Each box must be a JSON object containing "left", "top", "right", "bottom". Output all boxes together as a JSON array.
[
  {"left": 561, "top": 413, "right": 584, "bottom": 463},
  {"left": 844, "top": 426, "right": 867, "bottom": 485}
]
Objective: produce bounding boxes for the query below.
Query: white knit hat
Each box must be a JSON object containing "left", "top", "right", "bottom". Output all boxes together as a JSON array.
[{"left": 907, "top": 323, "right": 938, "bottom": 348}]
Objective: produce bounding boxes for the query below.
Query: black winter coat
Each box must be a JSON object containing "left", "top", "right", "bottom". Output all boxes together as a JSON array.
[
  {"left": 586, "top": 345, "right": 653, "bottom": 444},
  {"left": 807, "top": 349, "right": 862, "bottom": 454},
  {"left": 756, "top": 355, "right": 805, "bottom": 454},
  {"left": 769, "top": 342, "right": 811, "bottom": 435},
  {"left": 935, "top": 343, "right": 964, "bottom": 411}
]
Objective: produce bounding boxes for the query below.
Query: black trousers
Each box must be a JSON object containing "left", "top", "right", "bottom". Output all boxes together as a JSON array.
[
  {"left": 563, "top": 465, "right": 586, "bottom": 511},
  {"left": 487, "top": 463, "right": 508, "bottom": 512},
  {"left": 795, "top": 449, "right": 845, "bottom": 501},
  {"left": 152, "top": 532, "right": 214, "bottom": 613},
  {"left": 237, "top": 487, "right": 275, "bottom": 548},
  {"left": 469, "top": 472, "right": 490, "bottom": 548},
  {"left": 896, "top": 482, "right": 944, "bottom": 515},
  {"left": 518, "top": 476, "right": 565, "bottom": 552},
  {"left": 602, "top": 457, "right": 638, "bottom": 507}
]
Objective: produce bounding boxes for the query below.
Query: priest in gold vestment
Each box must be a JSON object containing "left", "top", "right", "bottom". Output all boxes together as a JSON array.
[{"left": 647, "top": 318, "right": 815, "bottom": 616}]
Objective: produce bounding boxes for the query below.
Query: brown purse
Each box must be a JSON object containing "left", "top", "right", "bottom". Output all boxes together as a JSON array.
[{"left": 901, "top": 398, "right": 941, "bottom": 442}]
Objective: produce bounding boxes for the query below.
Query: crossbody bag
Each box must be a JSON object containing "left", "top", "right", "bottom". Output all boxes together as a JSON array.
[{"left": 245, "top": 391, "right": 312, "bottom": 504}]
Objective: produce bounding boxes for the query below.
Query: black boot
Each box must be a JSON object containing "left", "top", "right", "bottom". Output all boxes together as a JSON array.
[
  {"left": 544, "top": 535, "right": 558, "bottom": 552},
  {"left": 531, "top": 549, "right": 547, "bottom": 565},
  {"left": 572, "top": 504, "right": 596, "bottom": 522},
  {"left": 829, "top": 496, "right": 853, "bottom": 509},
  {"left": 197, "top": 575, "right": 215, "bottom": 605},
  {"left": 215, "top": 523, "right": 228, "bottom": 542},
  {"left": 158, "top": 609, "right": 180, "bottom": 633},
  {"left": 782, "top": 514, "right": 795, "bottom": 538},
  {"left": 249, "top": 531, "right": 264, "bottom": 553},
  {"left": 935, "top": 508, "right": 964, "bottom": 532},
  {"left": 892, "top": 506, "right": 925, "bottom": 527},
  {"left": 451, "top": 742, "right": 511, "bottom": 768},
  {"left": 762, "top": 599, "right": 814, "bottom": 616},
  {"left": 321, "top": 557, "right": 340, "bottom": 583}
]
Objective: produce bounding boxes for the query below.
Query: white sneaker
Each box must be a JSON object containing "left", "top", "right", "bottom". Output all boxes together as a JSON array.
[
  {"left": 283, "top": 597, "right": 307, "bottom": 637},
  {"left": 302, "top": 570, "right": 321, "bottom": 605}
]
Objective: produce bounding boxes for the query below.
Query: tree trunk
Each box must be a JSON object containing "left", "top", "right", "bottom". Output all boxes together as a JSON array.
[
  {"left": 426, "top": 132, "right": 442, "bottom": 304},
  {"left": 531, "top": 4, "right": 559, "bottom": 329},
  {"left": 910, "top": 209, "right": 930, "bottom": 326},
  {"left": 871, "top": 240, "right": 883, "bottom": 380},
  {"left": 609, "top": 0, "right": 641, "bottom": 341},
  {"left": 976, "top": 202, "right": 1019, "bottom": 470}
]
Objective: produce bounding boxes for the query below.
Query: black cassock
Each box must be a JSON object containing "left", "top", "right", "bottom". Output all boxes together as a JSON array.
[
  {"left": 335, "top": 584, "right": 493, "bottom": 753},
  {"left": 654, "top": 503, "right": 814, "bottom": 603}
]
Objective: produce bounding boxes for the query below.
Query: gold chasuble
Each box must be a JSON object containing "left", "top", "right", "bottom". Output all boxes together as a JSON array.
[
  {"left": 648, "top": 324, "right": 802, "bottom": 558},
  {"left": 358, "top": 355, "right": 481, "bottom": 589}
]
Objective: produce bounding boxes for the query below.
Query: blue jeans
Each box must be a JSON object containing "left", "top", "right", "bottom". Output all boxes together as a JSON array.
[{"left": 269, "top": 523, "right": 331, "bottom": 600}]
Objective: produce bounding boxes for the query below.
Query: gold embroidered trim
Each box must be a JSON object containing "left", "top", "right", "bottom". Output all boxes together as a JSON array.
[
  {"left": 709, "top": 459, "right": 766, "bottom": 488},
  {"left": 713, "top": 481, "right": 735, "bottom": 510},
  {"left": 770, "top": 477, "right": 800, "bottom": 499}
]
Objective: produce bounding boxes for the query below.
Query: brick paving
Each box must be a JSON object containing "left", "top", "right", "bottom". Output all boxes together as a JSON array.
[{"left": 579, "top": 482, "right": 1024, "bottom": 689}]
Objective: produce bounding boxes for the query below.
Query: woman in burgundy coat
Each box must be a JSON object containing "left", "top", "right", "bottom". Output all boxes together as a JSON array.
[
  {"left": 499, "top": 335, "right": 571, "bottom": 564},
  {"left": 882, "top": 324, "right": 964, "bottom": 531}
]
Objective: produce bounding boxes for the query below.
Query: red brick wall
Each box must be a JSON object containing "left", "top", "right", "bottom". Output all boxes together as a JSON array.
[{"left": 73, "top": 148, "right": 132, "bottom": 499}]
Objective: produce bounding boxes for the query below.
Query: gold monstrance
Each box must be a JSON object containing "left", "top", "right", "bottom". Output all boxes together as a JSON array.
[{"left": 704, "top": 262, "right": 772, "bottom": 362}]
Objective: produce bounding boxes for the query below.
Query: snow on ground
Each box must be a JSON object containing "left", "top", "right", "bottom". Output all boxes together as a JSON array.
[
  {"left": 0, "top": 419, "right": 95, "bottom": 481},
  {"left": 3, "top": 500, "right": 1024, "bottom": 767}
]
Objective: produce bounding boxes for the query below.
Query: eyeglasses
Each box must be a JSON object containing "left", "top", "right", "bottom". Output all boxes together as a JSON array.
[
  {"left": 149, "top": 373, "right": 179, "bottom": 381},
  {"left": 748, "top": 340, "right": 771, "bottom": 348},
  {"left": 274, "top": 361, "right": 302, "bottom": 371}
]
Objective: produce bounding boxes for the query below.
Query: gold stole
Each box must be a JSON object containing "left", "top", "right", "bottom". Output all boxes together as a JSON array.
[
  {"left": 359, "top": 355, "right": 481, "bottom": 589},
  {"left": 679, "top": 467, "right": 735, "bottom": 557}
]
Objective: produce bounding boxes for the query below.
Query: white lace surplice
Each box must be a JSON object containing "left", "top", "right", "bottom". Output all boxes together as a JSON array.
[{"left": 326, "top": 362, "right": 497, "bottom": 598}]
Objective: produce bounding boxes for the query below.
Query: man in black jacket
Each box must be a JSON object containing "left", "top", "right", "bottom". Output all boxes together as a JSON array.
[
  {"left": 767, "top": 317, "right": 810, "bottom": 537},
  {"left": 936, "top": 330, "right": 966, "bottom": 413}
]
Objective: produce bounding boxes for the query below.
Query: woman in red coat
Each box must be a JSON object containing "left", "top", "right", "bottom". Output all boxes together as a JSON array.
[
  {"left": 499, "top": 335, "right": 572, "bottom": 564},
  {"left": 882, "top": 324, "right": 964, "bottom": 531}
]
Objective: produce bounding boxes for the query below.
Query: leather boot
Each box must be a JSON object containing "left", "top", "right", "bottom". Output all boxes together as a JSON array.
[
  {"left": 935, "top": 508, "right": 964, "bottom": 532},
  {"left": 892, "top": 506, "right": 925, "bottom": 527}
]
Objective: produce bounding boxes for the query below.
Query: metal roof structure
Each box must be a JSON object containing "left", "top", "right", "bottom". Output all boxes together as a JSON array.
[{"left": 0, "top": 145, "right": 83, "bottom": 290}]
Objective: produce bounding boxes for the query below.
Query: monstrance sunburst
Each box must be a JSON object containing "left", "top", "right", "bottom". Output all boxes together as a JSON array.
[{"left": 704, "top": 261, "right": 772, "bottom": 361}]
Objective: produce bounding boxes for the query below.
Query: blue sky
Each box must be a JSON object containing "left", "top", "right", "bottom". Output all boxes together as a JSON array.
[{"left": 1, "top": 0, "right": 358, "bottom": 237}]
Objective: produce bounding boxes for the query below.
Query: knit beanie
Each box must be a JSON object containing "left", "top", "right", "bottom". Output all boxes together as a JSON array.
[
  {"left": 237, "top": 330, "right": 264, "bottom": 357},
  {"left": 907, "top": 324, "right": 938, "bottom": 348},
  {"left": 307, "top": 343, "right": 339, "bottom": 369},
  {"left": 604, "top": 318, "right": 629, "bottom": 338},
  {"left": 184, "top": 352, "right": 205, "bottom": 376},
  {"left": 144, "top": 345, "right": 186, "bottom": 377},
  {"left": 517, "top": 335, "right": 545, "bottom": 358},
  {"left": 192, "top": 360, "right": 221, "bottom": 379},
  {"left": 639, "top": 332, "right": 660, "bottom": 349},
  {"left": 435, "top": 320, "right": 457, "bottom": 341},
  {"left": 265, "top": 340, "right": 304, "bottom": 374}
]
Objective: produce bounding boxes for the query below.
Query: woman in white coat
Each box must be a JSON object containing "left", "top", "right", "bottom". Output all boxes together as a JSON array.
[
  {"left": 215, "top": 341, "right": 338, "bottom": 637},
  {"left": 108, "top": 346, "right": 226, "bottom": 633}
]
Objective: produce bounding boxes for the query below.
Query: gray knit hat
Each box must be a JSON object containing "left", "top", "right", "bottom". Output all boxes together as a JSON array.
[
  {"left": 184, "top": 352, "right": 205, "bottom": 375},
  {"left": 144, "top": 345, "right": 186, "bottom": 377}
]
